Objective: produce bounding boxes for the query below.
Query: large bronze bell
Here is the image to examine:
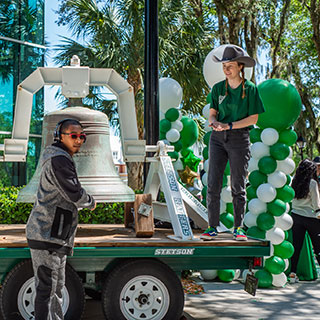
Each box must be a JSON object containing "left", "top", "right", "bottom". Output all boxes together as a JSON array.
[{"left": 17, "top": 106, "right": 135, "bottom": 203}]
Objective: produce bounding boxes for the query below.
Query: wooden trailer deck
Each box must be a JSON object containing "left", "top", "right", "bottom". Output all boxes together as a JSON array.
[{"left": 0, "top": 224, "right": 269, "bottom": 248}]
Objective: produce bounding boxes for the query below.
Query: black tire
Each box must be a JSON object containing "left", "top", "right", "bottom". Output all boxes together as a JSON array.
[
  {"left": 0, "top": 259, "right": 85, "bottom": 320},
  {"left": 101, "top": 259, "right": 184, "bottom": 320}
]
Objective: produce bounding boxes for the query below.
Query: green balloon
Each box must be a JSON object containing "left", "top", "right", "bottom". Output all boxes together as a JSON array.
[
  {"left": 201, "top": 186, "right": 207, "bottom": 198},
  {"left": 247, "top": 186, "right": 257, "bottom": 200},
  {"left": 249, "top": 170, "right": 268, "bottom": 188},
  {"left": 160, "top": 119, "right": 171, "bottom": 133},
  {"left": 220, "top": 212, "right": 234, "bottom": 229},
  {"left": 202, "top": 198, "right": 207, "bottom": 207},
  {"left": 222, "top": 174, "right": 228, "bottom": 187},
  {"left": 267, "top": 199, "right": 287, "bottom": 216},
  {"left": 180, "top": 148, "right": 192, "bottom": 158},
  {"left": 206, "top": 92, "right": 212, "bottom": 104},
  {"left": 203, "top": 131, "right": 211, "bottom": 146},
  {"left": 172, "top": 141, "right": 183, "bottom": 152},
  {"left": 258, "top": 156, "right": 277, "bottom": 175},
  {"left": 159, "top": 132, "right": 166, "bottom": 140},
  {"left": 278, "top": 129, "right": 298, "bottom": 146},
  {"left": 165, "top": 108, "right": 180, "bottom": 122},
  {"left": 218, "top": 269, "right": 235, "bottom": 282},
  {"left": 257, "top": 79, "right": 302, "bottom": 131},
  {"left": 168, "top": 151, "right": 179, "bottom": 160},
  {"left": 224, "top": 161, "right": 230, "bottom": 175},
  {"left": 226, "top": 202, "right": 234, "bottom": 214},
  {"left": 203, "top": 146, "right": 209, "bottom": 160},
  {"left": 265, "top": 256, "right": 285, "bottom": 275},
  {"left": 270, "top": 143, "right": 290, "bottom": 161},
  {"left": 284, "top": 230, "right": 289, "bottom": 240},
  {"left": 255, "top": 269, "right": 273, "bottom": 288},
  {"left": 273, "top": 240, "right": 294, "bottom": 259},
  {"left": 180, "top": 116, "right": 198, "bottom": 149},
  {"left": 286, "top": 174, "right": 292, "bottom": 185},
  {"left": 256, "top": 212, "right": 275, "bottom": 231},
  {"left": 250, "top": 128, "right": 262, "bottom": 143},
  {"left": 276, "top": 185, "right": 295, "bottom": 203},
  {"left": 247, "top": 226, "right": 266, "bottom": 239}
]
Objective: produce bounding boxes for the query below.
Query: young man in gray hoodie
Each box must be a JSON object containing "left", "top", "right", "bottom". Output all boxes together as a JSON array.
[{"left": 26, "top": 118, "right": 96, "bottom": 320}]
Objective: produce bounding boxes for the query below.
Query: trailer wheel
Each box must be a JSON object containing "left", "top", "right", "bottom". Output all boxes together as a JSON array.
[
  {"left": 101, "top": 259, "right": 184, "bottom": 320},
  {"left": 0, "top": 259, "right": 85, "bottom": 320}
]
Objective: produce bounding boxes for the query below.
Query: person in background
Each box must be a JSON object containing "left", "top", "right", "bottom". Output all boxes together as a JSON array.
[
  {"left": 200, "top": 44, "right": 265, "bottom": 241},
  {"left": 26, "top": 118, "right": 96, "bottom": 320},
  {"left": 313, "top": 156, "right": 320, "bottom": 182},
  {"left": 289, "top": 159, "right": 320, "bottom": 283}
]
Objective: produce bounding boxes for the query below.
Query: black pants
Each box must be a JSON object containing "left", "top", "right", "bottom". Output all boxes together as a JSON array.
[
  {"left": 291, "top": 212, "right": 320, "bottom": 273},
  {"left": 206, "top": 128, "right": 250, "bottom": 228}
]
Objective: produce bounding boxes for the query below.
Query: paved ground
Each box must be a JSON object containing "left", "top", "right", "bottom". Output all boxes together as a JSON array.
[
  {"left": 2, "top": 277, "right": 320, "bottom": 319},
  {"left": 82, "top": 278, "right": 320, "bottom": 320}
]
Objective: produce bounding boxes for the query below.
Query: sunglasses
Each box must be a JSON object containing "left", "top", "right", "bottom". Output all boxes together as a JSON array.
[{"left": 61, "top": 132, "right": 86, "bottom": 141}]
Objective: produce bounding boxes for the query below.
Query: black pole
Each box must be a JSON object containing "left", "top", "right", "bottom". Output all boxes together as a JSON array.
[{"left": 144, "top": 0, "right": 159, "bottom": 184}]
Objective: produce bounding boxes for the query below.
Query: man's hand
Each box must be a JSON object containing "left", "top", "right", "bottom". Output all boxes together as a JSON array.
[
  {"left": 91, "top": 201, "right": 97, "bottom": 211},
  {"left": 209, "top": 121, "right": 228, "bottom": 131}
]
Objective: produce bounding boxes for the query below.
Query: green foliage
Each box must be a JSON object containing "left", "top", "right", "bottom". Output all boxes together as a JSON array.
[
  {"left": 0, "top": 186, "right": 33, "bottom": 224},
  {"left": 0, "top": 186, "right": 126, "bottom": 224}
]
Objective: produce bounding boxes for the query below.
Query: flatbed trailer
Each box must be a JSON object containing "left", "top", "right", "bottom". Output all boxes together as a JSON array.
[{"left": 0, "top": 224, "right": 270, "bottom": 320}]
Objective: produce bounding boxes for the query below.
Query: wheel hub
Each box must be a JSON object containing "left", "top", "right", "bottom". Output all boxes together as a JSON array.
[{"left": 120, "top": 275, "right": 169, "bottom": 320}]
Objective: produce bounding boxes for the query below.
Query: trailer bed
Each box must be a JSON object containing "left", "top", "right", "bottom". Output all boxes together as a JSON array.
[{"left": 0, "top": 224, "right": 269, "bottom": 248}]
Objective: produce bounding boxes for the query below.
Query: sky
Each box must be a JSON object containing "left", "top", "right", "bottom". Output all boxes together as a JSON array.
[{"left": 44, "top": 0, "right": 71, "bottom": 113}]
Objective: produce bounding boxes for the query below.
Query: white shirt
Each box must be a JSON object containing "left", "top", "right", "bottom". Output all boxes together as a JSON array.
[{"left": 292, "top": 179, "right": 320, "bottom": 218}]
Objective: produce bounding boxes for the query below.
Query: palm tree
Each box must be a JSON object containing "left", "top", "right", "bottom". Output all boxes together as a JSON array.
[{"left": 55, "top": 0, "right": 213, "bottom": 189}]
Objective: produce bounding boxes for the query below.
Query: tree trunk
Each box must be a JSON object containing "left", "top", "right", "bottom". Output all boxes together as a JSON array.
[{"left": 126, "top": 70, "right": 144, "bottom": 191}]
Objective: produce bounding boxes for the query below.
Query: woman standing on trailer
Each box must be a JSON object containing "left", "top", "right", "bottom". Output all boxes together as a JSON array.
[{"left": 200, "top": 45, "right": 265, "bottom": 241}]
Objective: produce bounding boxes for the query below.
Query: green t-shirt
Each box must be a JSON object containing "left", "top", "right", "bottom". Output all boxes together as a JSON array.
[{"left": 210, "top": 79, "right": 265, "bottom": 123}]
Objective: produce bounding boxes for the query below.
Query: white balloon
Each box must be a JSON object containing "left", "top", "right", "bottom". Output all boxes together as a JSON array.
[
  {"left": 285, "top": 202, "right": 291, "bottom": 213},
  {"left": 248, "top": 198, "right": 267, "bottom": 215},
  {"left": 248, "top": 157, "right": 259, "bottom": 172},
  {"left": 261, "top": 128, "right": 279, "bottom": 146},
  {"left": 234, "top": 269, "right": 241, "bottom": 280},
  {"left": 201, "top": 172, "right": 208, "bottom": 186},
  {"left": 288, "top": 147, "right": 293, "bottom": 158},
  {"left": 257, "top": 183, "right": 277, "bottom": 203},
  {"left": 203, "top": 159, "right": 209, "bottom": 172},
  {"left": 243, "top": 211, "right": 257, "bottom": 228},
  {"left": 266, "top": 227, "right": 285, "bottom": 245},
  {"left": 242, "top": 269, "right": 249, "bottom": 282},
  {"left": 166, "top": 129, "right": 180, "bottom": 143},
  {"left": 159, "top": 78, "right": 183, "bottom": 112},
  {"left": 272, "top": 272, "right": 287, "bottom": 287},
  {"left": 220, "top": 199, "right": 227, "bottom": 214},
  {"left": 274, "top": 213, "right": 293, "bottom": 231},
  {"left": 251, "top": 142, "right": 270, "bottom": 160},
  {"left": 203, "top": 45, "right": 253, "bottom": 88},
  {"left": 171, "top": 120, "right": 183, "bottom": 132},
  {"left": 284, "top": 258, "right": 289, "bottom": 271},
  {"left": 173, "top": 159, "right": 184, "bottom": 171},
  {"left": 202, "top": 104, "right": 210, "bottom": 119},
  {"left": 277, "top": 158, "right": 296, "bottom": 175},
  {"left": 268, "top": 171, "right": 287, "bottom": 188},
  {"left": 177, "top": 111, "right": 182, "bottom": 121},
  {"left": 204, "top": 119, "right": 212, "bottom": 132},
  {"left": 221, "top": 186, "right": 233, "bottom": 203},
  {"left": 200, "top": 269, "right": 218, "bottom": 281}
]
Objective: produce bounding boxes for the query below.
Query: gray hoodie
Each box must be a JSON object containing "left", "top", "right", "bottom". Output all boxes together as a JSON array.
[{"left": 26, "top": 143, "right": 95, "bottom": 255}]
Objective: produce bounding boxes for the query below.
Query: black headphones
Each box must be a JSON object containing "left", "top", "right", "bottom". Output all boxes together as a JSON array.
[{"left": 53, "top": 118, "right": 83, "bottom": 142}]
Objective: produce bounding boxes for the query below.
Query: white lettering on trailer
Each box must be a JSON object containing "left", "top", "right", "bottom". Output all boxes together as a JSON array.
[{"left": 154, "top": 248, "right": 195, "bottom": 255}]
